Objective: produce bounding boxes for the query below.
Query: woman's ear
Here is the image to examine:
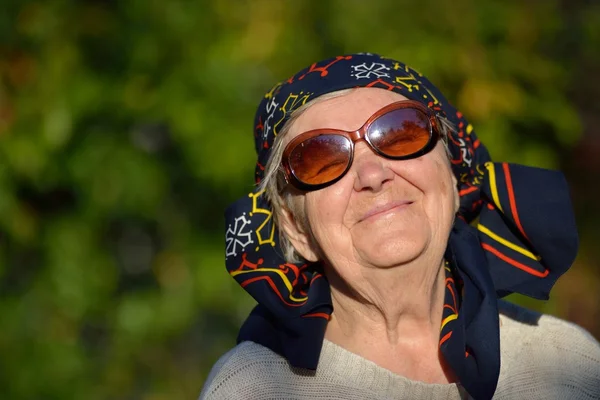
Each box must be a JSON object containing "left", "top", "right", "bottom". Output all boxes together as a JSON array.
[
  {"left": 277, "top": 206, "right": 319, "bottom": 262},
  {"left": 452, "top": 174, "right": 460, "bottom": 214}
]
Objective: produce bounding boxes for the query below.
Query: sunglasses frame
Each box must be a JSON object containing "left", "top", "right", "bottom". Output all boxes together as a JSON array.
[{"left": 280, "top": 100, "right": 442, "bottom": 191}]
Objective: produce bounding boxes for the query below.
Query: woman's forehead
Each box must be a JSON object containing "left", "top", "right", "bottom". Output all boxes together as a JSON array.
[{"left": 288, "top": 88, "right": 409, "bottom": 137}]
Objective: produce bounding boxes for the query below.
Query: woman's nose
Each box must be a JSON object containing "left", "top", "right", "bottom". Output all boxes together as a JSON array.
[{"left": 352, "top": 142, "right": 395, "bottom": 192}]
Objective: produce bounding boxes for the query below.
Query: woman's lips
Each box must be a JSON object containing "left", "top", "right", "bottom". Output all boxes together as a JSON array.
[{"left": 359, "top": 200, "right": 413, "bottom": 222}]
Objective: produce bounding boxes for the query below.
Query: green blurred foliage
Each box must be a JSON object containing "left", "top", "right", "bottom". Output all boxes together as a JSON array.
[{"left": 0, "top": 0, "right": 599, "bottom": 398}]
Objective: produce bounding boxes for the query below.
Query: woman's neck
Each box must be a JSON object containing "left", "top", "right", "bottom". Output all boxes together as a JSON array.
[{"left": 323, "top": 259, "right": 455, "bottom": 384}]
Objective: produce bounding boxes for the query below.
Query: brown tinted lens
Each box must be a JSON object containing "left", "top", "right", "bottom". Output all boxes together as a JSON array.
[
  {"left": 288, "top": 135, "right": 352, "bottom": 185},
  {"left": 368, "top": 108, "right": 431, "bottom": 157}
]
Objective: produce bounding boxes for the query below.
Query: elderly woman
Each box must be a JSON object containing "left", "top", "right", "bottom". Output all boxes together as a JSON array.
[{"left": 201, "top": 54, "right": 600, "bottom": 399}]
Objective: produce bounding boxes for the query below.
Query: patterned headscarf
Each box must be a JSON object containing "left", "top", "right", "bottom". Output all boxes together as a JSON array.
[{"left": 224, "top": 53, "right": 578, "bottom": 399}]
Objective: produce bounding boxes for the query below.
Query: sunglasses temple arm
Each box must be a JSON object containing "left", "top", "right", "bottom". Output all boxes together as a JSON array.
[{"left": 276, "top": 167, "right": 290, "bottom": 191}]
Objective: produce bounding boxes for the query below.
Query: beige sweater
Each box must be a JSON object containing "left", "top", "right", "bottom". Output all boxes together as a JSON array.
[{"left": 200, "top": 302, "right": 600, "bottom": 399}]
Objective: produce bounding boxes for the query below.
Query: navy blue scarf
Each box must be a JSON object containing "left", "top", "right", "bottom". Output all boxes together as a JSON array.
[{"left": 224, "top": 53, "right": 578, "bottom": 399}]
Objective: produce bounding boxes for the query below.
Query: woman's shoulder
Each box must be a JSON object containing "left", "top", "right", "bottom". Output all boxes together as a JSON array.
[
  {"left": 198, "top": 341, "right": 292, "bottom": 400},
  {"left": 496, "top": 300, "right": 600, "bottom": 399},
  {"left": 498, "top": 299, "right": 600, "bottom": 350}
]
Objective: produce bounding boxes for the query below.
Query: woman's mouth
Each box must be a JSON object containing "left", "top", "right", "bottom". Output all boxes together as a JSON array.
[{"left": 359, "top": 200, "right": 413, "bottom": 222}]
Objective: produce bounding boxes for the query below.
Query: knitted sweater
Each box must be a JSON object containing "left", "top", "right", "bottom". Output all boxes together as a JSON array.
[{"left": 200, "top": 301, "right": 600, "bottom": 399}]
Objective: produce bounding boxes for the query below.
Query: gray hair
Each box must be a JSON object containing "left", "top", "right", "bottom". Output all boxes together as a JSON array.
[{"left": 258, "top": 90, "right": 455, "bottom": 263}]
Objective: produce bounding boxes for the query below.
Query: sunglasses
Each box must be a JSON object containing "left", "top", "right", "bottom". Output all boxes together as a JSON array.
[{"left": 280, "top": 100, "right": 442, "bottom": 191}]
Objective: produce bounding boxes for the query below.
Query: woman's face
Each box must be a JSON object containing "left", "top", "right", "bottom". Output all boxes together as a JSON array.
[{"left": 280, "top": 88, "right": 459, "bottom": 271}]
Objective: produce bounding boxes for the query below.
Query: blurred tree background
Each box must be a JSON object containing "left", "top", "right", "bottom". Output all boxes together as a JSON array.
[{"left": 0, "top": 0, "right": 599, "bottom": 398}]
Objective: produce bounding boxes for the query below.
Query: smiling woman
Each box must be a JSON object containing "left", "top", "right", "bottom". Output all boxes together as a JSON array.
[
  {"left": 201, "top": 54, "right": 600, "bottom": 400},
  {"left": 277, "top": 89, "right": 457, "bottom": 274}
]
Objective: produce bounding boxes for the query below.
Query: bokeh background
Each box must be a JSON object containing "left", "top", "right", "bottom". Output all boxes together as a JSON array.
[{"left": 0, "top": 0, "right": 599, "bottom": 399}]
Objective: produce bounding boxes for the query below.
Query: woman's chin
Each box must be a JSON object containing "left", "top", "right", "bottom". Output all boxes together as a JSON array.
[{"left": 355, "top": 238, "right": 427, "bottom": 269}]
